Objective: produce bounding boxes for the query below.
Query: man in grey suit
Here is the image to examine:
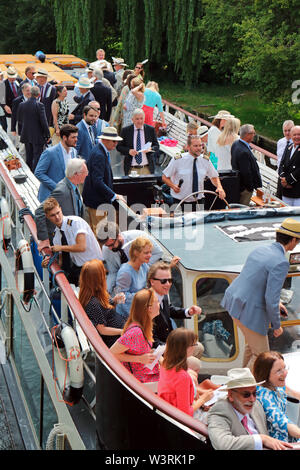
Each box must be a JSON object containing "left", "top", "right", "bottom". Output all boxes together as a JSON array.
[
  {"left": 221, "top": 218, "right": 300, "bottom": 369},
  {"left": 96, "top": 220, "right": 163, "bottom": 293},
  {"left": 207, "top": 368, "right": 292, "bottom": 450},
  {"left": 35, "top": 158, "right": 88, "bottom": 250}
]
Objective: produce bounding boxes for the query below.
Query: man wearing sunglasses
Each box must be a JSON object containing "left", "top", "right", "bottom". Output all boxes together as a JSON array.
[
  {"left": 147, "top": 261, "right": 203, "bottom": 350},
  {"left": 207, "top": 367, "right": 292, "bottom": 451}
]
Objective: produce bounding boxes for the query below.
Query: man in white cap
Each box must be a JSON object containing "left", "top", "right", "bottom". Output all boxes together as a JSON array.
[
  {"left": 69, "top": 76, "right": 95, "bottom": 125},
  {"left": 82, "top": 127, "right": 126, "bottom": 233},
  {"left": 207, "top": 367, "right": 292, "bottom": 450},
  {"left": 34, "top": 68, "right": 56, "bottom": 125},
  {"left": 221, "top": 218, "right": 300, "bottom": 369}
]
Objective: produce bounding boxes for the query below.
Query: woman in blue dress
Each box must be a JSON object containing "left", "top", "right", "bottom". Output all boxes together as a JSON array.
[
  {"left": 115, "top": 237, "right": 153, "bottom": 319},
  {"left": 253, "top": 351, "right": 300, "bottom": 442}
]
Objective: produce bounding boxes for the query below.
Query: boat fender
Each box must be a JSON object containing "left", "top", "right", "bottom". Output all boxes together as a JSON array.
[
  {"left": 15, "top": 239, "right": 35, "bottom": 304},
  {"left": 0, "top": 197, "right": 11, "bottom": 249},
  {"left": 52, "top": 322, "right": 84, "bottom": 405}
]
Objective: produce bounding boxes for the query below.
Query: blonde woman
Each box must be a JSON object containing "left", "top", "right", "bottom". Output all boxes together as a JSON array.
[
  {"left": 122, "top": 76, "right": 145, "bottom": 128},
  {"left": 215, "top": 117, "right": 241, "bottom": 171},
  {"left": 142, "top": 81, "right": 166, "bottom": 127}
]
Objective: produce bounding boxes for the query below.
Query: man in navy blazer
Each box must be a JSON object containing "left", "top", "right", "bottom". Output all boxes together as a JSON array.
[
  {"left": 35, "top": 124, "right": 78, "bottom": 202},
  {"left": 75, "top": 105, "right": 98, "bottom": 160},
  {"left": 3, "top": 66, "right": 22, "bottom": 117},
  {"left": 82, "top": 126, "right": 125, "bottom": 233},
  {"left": 18, "top": 86, "right": 50, "bottom": 171},
  {"left": 279, "top": 126, "right": 300, "bottom": 206},
  {"left": 34, "top": 68, "right": 56, "bottom": 125},
  {"left": 117, "top": 108, "right": 159, "bottom": 175},
  {"left": 231, "top": 124, "right": 262, "bottom": 205},
  {"left": 221, "top": 218, "right": 300, "bottom": 369},
  {"left": 11, "top": 82, "right": 31, "bottom": 136}
]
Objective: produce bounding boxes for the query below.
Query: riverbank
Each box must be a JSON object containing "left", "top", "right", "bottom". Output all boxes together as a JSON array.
[{"left": 159, "top": 82, "right": 281, "bottom": 144}]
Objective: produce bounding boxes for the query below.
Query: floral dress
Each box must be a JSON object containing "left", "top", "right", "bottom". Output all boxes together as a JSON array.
[{"left": 256, "top": 385, "right": 297, "bottom": 442}]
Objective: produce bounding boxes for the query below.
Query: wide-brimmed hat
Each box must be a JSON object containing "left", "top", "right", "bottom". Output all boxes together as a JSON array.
[
  {"left": 6, "top": 66, "right": 18, "bottom": 78},
  {"left": 214, "top": 112, "right": 235, "bottom": 120},
  {"left": 34, "top": 68, "right": 48, "bottom": 78},
  {"left": 219, "top": 368, "right": 265, "bottom": 390},
  {"left": 198, "top": 125, "right": 209, "bottom": 138},
  {"left": 276, "top": 218, "right": 300, "bottom": 239},
  {"left": 77, "top": 76, "right": 93, "bottom": 89},
  {"left": 112, "top": 57, "right": 128, "bottom": 67},
  {"left": 99, "top": 127, "right": 123, "bottom": 141}
]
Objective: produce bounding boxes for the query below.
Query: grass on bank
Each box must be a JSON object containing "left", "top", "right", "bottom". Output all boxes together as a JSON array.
[{"left": 159, "top": 82, "right": 281, "bottom": 142}]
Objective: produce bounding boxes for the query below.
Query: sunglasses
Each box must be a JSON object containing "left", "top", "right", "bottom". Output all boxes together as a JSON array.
[
  {"left": 232, "top": 389, "right": 257, "bottom": 398},
  {"left": 135, "top": 66, "right": 142, "bottom": 69},
  {"left": 152, "top": 278, "right": 173, "bottom": 285}
]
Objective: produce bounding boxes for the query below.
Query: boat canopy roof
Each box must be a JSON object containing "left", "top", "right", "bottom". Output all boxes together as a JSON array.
[{"left": 146, "top": 207, "right": 300, "bottom": 273}]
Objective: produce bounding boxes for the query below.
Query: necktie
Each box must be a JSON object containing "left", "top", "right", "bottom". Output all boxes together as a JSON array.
[
  {"left": 11, "top": 82, "right": 18, "bottom": 98},
  {"left": 88, "top": 126, "right": 95, "bottom": 145},
  {"left": 241, "top": 416, "right": 253, "bottom": 434},
  {"left": 74, "top": 187, "right": 83, "bottom": 216},
  {"left": 136, "top": 129, "right": 142, "bottom": 165},
  {"left": 40, "top": 85, "right": 44, "bottom": 100},
  {"left": 60, "top": 229, "right": 71, "bottom": 272},
  {"left": 192, "top": 158, "right": 198, "bottom": 195},
  {"left": 119, "top": 248, "right": 128, "bottom": 264}
]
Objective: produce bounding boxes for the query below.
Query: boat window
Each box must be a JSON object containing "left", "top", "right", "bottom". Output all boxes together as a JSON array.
[
  {"left": 269, "top": 275, "right": 300, "bottom": 355},
  {"left": 195, "top": 276, "right": 236, "bottom": 360}
]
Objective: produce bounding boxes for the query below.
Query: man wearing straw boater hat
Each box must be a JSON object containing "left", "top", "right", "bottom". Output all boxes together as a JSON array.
[
  {"left": 82, "top": 126, "right": 125, "bottom": 233},
  {"left": 207, "top": 368, "right": 292, "bottom": 450},
  {"left": 221, "top": 218, "right": 300, "bottom": 370},
  {"left": 34, "top": 68, "right": 56, "bottom": 125},
  {"left": 69, "top": 76, "right": 95, "bottom": 125}
]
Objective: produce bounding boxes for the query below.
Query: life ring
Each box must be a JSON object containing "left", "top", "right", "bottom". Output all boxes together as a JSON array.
[
  {"left": 15, "top": 239, "right": 35, "bottom": 304},
  {"left": 52, "top": 322, "right": 84, "bottom": 405},
  {"left": 0, "top": 197, "right": 11, "bottom": 250}
]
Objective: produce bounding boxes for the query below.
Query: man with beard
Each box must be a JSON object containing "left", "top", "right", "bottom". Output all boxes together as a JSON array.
[
  {"left": 76, "top": 105, "right": 99, "bottom": 160},
  {"left": 96, "top": 220, "right": 163, "bottom": 293},
  {"left": 207, "top": 368, "right": 292, "bottom": 451}
]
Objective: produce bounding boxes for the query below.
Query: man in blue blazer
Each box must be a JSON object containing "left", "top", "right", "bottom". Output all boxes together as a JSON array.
[
  {"left": 82, "top": 126, "right": 125, "bottom": 233},
  {"left": 75, "top": 105, "right": 98, "bottom": 160},
  {"left": 35, "top": 124, "right": 78, "bottom": 202},
  {"left": 221, "top": 218, "right": 300, "bottom": 369}
]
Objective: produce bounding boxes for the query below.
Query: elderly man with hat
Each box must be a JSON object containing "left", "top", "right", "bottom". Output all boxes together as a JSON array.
[
  {"left": 221, "top": 218, "right": 300, "bottom": 370},
  {"left": 3, "top": 66, "right": 22, "bottom": 117},
  {"left": 112, "top": 58, "right": 128, "bottom": 97},
  {"left": 69, "top": 76, "right": 95, "bottom": 125},
  {"left": 34, "top": 68, "right": 56, "bottom": 125},
  {"left": 82, "top": 126, "right": 125, "bottom": 233},
  {"left": 207, "top": 368, "right": 293, "bottom": 450}
]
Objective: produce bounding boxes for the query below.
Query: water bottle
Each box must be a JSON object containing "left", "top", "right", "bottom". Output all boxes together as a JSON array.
[{"left": 264, "top": 182, "right": 271, "bottom": 204}]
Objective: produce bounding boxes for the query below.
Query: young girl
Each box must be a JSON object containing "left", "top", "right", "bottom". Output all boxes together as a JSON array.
[{"left": 158, "top": 328, "right": 214, "bottom": 417}]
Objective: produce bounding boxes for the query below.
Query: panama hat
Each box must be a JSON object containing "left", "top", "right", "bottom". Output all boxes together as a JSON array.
[
  {"left": 198, "top": 125, "right": 209, "bottom": 138},
  {"left": 112, "top": 57, "right": 128, "bottom": 67},
  {"left": 219, "top": 368, "right": 265, "bottom": 390},
  {"left": 77, "top": 76, "right": 93, "bottom": 89},
  {"left": 214, "top": 112, "right": 235, "bottom": 120},
  {"left": 34, "top": 68, "right": 48, "bottom": 78},
  {"left": 6, "top": 66, "right": 18, "bottom": 78},
  {"left": 99, "top": 127, "right": 123, "bottom": 141},
  {"left": 276, "top": 218, "right": 300, "bottom": 239}
]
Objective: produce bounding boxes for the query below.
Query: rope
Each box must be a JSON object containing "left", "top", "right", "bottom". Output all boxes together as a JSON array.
[{"left": 45, "top": 423, "right": 66, "bottom": 450}]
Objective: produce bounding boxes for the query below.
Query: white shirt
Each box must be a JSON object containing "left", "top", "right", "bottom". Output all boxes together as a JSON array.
[
  {"left": 163, "top": 152, "right": 219, "bottom": 202},
  {"left": 277, "top": 137, "right": 291, "bottom": 168},
  {"left": 232, "top": 408, "right": 262, "bottom": 450},
  {"left": 59, "top": 143, "right": 76, "bottom": 168},
  {"left": 53, "top": 215, "right": 102, "bottom": 267},
  {"left": 131, "top": 126, "right": 148, "bottom": 167},
  {"left": 207, "top": 126, "right": 221, "bottom": 155}
]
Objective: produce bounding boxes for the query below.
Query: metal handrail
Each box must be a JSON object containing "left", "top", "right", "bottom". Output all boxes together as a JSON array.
[
  {"left": 0, "top": 161, "right": 209, "bottom": 440},
  {"left": 162, "top": 98, "right": 278, "bottom": 161}
]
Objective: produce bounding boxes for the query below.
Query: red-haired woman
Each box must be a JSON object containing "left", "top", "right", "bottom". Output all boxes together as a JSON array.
[
  {"left": 110, "top": 288, "right": 160, "bottom": 383},
  {"left": 79, "top": 259, "right": 125, "bottom": 347}
]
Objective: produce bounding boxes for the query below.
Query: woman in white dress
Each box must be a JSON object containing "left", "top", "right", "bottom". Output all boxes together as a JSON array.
[
  {"left": 215, "top": 117, "right": 241, "bottom": 171},
  {"left": 207, "top": 110, "right": 233, "bottom": 169}
]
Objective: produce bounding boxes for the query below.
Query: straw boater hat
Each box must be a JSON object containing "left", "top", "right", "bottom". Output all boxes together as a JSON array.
[
  {"left": 6, "top": 66, "right": 18, "bottom": 78},
  {"left": 198, "top": 125, "right": 209, "bottom": 138},
  {"left": 220, "top": 368, "right": 265, "bottom": 390},
  {"left": 214, "top": 112, "right": 235, "bottom": 120},
  {"left": 34, "top": 68, "right": 48, "bottom": 78},
  {"left": 76, "top": 76, "right": 93, "bottom": 89},
  {"left": 99, "top": 127, "right": 123, "bottom": 141},
  {"left": 112, "top": 57, "right": 128, "bottom": 67},
  {"left": 276, "top": 218, "right": 300, "bottom": 239}
]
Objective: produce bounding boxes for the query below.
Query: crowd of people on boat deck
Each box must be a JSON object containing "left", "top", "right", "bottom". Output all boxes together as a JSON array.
[{"left": 1, "top": 48, "right": 300, "bottom": 450}]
